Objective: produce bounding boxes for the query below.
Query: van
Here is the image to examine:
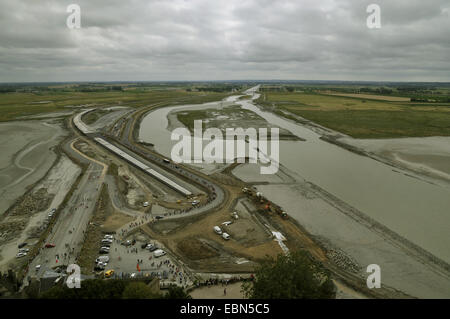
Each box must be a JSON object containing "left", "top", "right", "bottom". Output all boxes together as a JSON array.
[
  {"left": 213, "top": 226, "right": 222, "bottom": 235},
  {"left": 153, "top": 249, "right": 166, "bottom": 258},
  {"left": 222, "top": 233, "right": 230, "bottom": 240}
]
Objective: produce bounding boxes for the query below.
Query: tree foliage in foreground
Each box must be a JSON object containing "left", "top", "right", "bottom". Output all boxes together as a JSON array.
[
  {"left": 39, "top": 279, "right": 191, "bottom": 299},
  {"left": 241, "top": 251, "right": 336, "bottom": 299}
]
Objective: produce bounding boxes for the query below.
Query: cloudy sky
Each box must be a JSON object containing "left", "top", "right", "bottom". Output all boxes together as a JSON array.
[{"left": 0, "top": 0, "right": 449, "bottom": 82}]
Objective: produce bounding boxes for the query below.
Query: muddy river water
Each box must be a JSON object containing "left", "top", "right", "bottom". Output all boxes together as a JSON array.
[{"left": 139, "top": 89, "right": 450, "bottom": 264}]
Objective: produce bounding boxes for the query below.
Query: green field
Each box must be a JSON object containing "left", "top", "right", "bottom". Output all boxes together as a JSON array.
[
  {"left": 257, "top": 91, "right": 450, "bottom": 138},
  {"left": 0, "top": 85, "right": 235, "bottom": 122}
]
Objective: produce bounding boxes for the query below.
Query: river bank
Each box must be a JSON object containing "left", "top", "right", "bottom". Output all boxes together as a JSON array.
[{"left": 138, "top": 87, "right": 450, "bottom": 298}]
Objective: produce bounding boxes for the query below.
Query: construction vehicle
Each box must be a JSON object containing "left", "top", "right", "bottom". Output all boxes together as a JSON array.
[{"left": 242, "top": 186, "right": 288, "bottom": 219}]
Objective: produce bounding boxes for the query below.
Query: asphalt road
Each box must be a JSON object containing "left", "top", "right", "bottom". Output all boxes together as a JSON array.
[
  {"left": 23, "top": 103, "right": 227, "bottom": 282},
  {"left": 29, "top": 160, "right": 105, "bottom": 277}
]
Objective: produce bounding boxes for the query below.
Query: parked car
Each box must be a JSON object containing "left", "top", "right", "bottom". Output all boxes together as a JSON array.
[
  {"left": 153, "top": 249, "right": 166, "bottom": 258},
  {"left": 155, "top": 215, "right": 164, "bottom": 220},
  {"left": 104, "top": 270, "right": 115, "bottom": 278},
  {"left": 45, "top": 243, "right": 56, "bottom": 248},
  {"left": 141, "top": 243, "right": 149, "bottom": 249},
  {"left": 213, "top": 226, "right": 222, "bottom": 235},
  {"left": 121, "top": 240, "right": 132, "bottom": 246},
  {"left": 16, "top": 252, "right": 27, "bottom": 258},
  {"left": 191, "top": 200, "right": 200, "bottom": 206},
  {"left": 19, "top": 248, "right": 29, "bottom": 253},
  {"left": 222, "top": 233, "right": 231, "bottom": 240},
  {"left": 104, "top": 235, "right": 114, "bottom": 240},
  {"left": 18, "top": 242, "right": 27, "bottom": 249},
  {"left": 99, "top": 247, "right": 110, "bottom": 254},
  {"left": 96, "top": 256, "right": 110, "bottom": 263},
  {"left": 147, "top": 244, "right": 158, "bottom": 252},
  {"left": 94, "top": 264, "right": 105, "bottom": 271}
]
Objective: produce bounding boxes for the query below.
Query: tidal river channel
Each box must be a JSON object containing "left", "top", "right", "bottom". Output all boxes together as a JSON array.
[{"left": 139, "top": 88, "right": 450, "bottom": 264}]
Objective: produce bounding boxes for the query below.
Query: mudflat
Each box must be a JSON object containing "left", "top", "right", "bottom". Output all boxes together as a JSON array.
[{"left": 0, "top": 120, "right": 66, "bottom": 215}]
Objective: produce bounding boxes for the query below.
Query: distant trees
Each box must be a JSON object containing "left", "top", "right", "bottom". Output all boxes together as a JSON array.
[
  {"left": 241, "top": 251, "right": 336, "bottom": 299},
  {"left": 196, "top": 85, "right": 241, "bottom": 93},
  {"left": 359, "top": 87, "right": 392, "bottom": 94}
]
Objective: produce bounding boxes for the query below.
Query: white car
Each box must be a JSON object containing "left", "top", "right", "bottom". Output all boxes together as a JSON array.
[
  {"left": 16, "top": 252, "right": 27, "bottom": 258},
  {"left": 101, "top": 239, "right": 113, "bottom": 244},
  {"left": 191, "top": 200, "right": 200, "bottom": 206},
  {"left": 213, "top": 226, "right": 222, "bottom": 235},
  {"left": 153, "top": 249, "right": 166, "bottom": 258},
  {"left": 96, "top": 256, "right": 110, "bottom": 263},
  {"left": 130, "top": 273, "right": 137, "bottom": 278},
  {"left": 19, "top": 248, "right": 30, "bottom": 253},
  {"left": 97, "top": 261, "right": 108, "bottom": 268},
  {"left": 104, "top": 235, "right": 114, "bottom": 240},
  {"left": 222, "top": 233, "right": 231, "bottom": 240}
]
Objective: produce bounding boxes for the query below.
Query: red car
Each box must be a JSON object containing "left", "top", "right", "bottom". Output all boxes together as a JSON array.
[{"left": 44, "top": 243, "right": 56, "bottom": 248}]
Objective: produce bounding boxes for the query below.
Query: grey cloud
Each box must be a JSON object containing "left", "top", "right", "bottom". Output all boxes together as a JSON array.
[{"left": 0, "top": 0, "right": 449, "bottom": 82}]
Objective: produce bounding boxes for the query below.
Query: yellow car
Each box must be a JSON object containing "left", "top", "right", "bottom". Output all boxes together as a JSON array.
[{"left": 104, "top": 270, "right": 115, "bottom": 278}]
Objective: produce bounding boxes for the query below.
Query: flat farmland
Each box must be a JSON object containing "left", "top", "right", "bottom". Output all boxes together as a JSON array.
[
  {"left": 0, "top": 89, "right": 232, "bottom": 122},
  {"left": 322, "top": 92, "right": 411, "bottom": 102},
  {"left": 258, "top": 91, "right": 450, "bottom": 138}
]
